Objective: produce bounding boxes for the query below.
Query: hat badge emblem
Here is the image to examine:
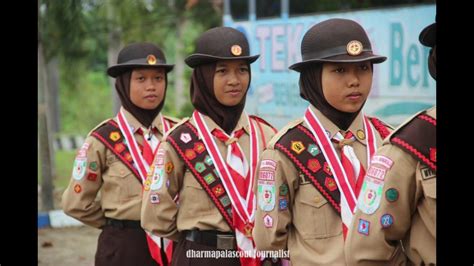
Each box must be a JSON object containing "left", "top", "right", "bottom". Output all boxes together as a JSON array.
[
  {"left": 231, "top": 45, "right": 242, "bottom": 56},
  {"left": 147, "top": 54, "right": 157, "bottom": 65},
  {"left": 346, "top": 40, "right": 363, "bottom": 56}
]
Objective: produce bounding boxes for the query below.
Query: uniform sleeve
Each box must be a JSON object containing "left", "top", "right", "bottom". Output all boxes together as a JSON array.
[
  {"left": 252, "top": 148, "right": 294, "bottom": 251},
  {"left": 141, "top": 141, "right": 184, "bottom": 241},
  {"left": 61, "top": 136, "right": 106, "bottom": 228},
  {"left": 345, "top": 144, "right": 418, "bottom": 265}
]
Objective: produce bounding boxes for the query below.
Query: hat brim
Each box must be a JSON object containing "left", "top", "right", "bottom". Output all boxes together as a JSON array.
[
  {"left": 419, "top": 23, "right": 436, "bottom": 47},
  {"left": 185, "top": 54, "right": 260, "bottom": 68},
  {"left": 107, "top": 63, "right": 174, "bottom": 78},
  {"left": 289, "top": 53, "right": 387, "bottom": 72}
]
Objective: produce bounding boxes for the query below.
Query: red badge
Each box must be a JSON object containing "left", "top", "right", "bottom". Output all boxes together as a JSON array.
[
  {"left": 114, "top": 143, "right": 125, "bottom": 153},
  {"left": 185, "top": 149, "right": 197, "bottom": 160},
  {"left": 212, "top": 184, "right": 225, "bottom": 197},
  {"left": 124, "top": 152, "right": 133, "bottom": 162},
  {"left": 323, "top": 162, "right": 333, "bottom": 176},
  {"left": 194, "top": 142, "right": 205, "bottom": 154},
  {"left": 430, "top": 148, "right": 436, "bottom": 162},
  {"left": 325, "top": 177, "right": 337, "bottom": 191},
  {"left": 307, "top": 159, "right": 321, "bottom": 173},
  {"left": 87, "top": 172, "right": 98, "bottom": 182}
]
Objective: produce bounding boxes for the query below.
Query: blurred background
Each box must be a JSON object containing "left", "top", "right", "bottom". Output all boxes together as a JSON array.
[{"left": 38, "top": 0, "right": 435, "bottom": 264}]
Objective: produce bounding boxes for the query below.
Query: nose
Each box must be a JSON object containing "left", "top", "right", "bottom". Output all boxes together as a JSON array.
[
  {"left": 347, "top": 70, "right": 360, "bottom": 88},
  {"left": 227, "top": 71, "right": 240, "bottom": 86},
  {"left": 146, "top": 79, "right": 157, "bottom": 90}
]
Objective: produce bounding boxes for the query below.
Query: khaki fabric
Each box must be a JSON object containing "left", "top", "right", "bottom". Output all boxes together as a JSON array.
[{"left": 345, "top": 106, "right": 436, "bottom": 265}]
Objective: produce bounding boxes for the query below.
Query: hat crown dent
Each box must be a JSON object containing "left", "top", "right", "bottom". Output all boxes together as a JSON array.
[
  {"left": 194, "top": 27, "right": 251, "bottom": 58},
  {"left": 117, "top": 42, "right": 167, "bottom": 64},
  {"left": 301, "top": 18, "right": 372, "bottom": 61}
]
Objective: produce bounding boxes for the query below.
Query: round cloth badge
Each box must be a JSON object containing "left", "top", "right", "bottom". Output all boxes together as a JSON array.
[
  {"left": 385, "top": 188, "right": 399, "bottom": 202},
  {"left": 380, "top": 213, "right": 394, "bottom": 228},
  {"left": 347, "top": 40, "right": 363, "bottom": 56}
]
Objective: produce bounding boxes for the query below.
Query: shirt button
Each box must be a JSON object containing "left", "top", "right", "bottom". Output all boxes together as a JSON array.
[
  {"left": 120, "top": 169, "right": 125, "bottom": 175},
  {"left": 314, "top": 195, "right": 322, "bottom": 204}
]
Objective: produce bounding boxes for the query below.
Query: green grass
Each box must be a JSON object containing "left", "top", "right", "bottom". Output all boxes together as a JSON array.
[{"left": 38, "top": 150, "right": 76, "bottom": 190}]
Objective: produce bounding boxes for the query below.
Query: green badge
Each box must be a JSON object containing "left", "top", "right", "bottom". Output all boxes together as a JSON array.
[
  {"left": 307, "top": 144, "right": 321, "bottom": 156},
  {"left": 220, "top": 195, "right": 231, "bottom": 206},
  {"left": 279, "top": 183, "right": 289, "bottom": 196},
  {"left": 204, "top": 155, "right": 213, "bottom": 166},
  {"left": 89, "top": 161, "right": 98, "bottom": 171},
  {"left": 204, "top": 173, "right": 216, "bottom": 185},
  {"left": 385, "top": 188, "right": 399, "bottom": 202},
  {"left": 195, "top": 162, "right": 206, "bottom": 173}
]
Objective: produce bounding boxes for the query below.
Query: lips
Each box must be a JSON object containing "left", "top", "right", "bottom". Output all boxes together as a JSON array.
[
  {"left": 144, "top": 95, "right": 158, "bottom": 99},
  {"left": 347, "top": 92, "right": 362, "bottom": 100}
]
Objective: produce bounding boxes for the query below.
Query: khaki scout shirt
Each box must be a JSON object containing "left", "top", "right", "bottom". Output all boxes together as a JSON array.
[
  {"left": 252, "top": 105, "right": 390, "bottom": 265},
  {"left": 141, "top": 112, "right": 276, "bottom": 241},
  {"left": 62, "top": 108, "right": 180, "bottom": 228},
  {"left": 345, "top": 106, "right": 436, "bottom": 266}
]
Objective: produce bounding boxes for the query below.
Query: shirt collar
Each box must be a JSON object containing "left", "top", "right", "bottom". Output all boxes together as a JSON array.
[
  {"left": 118, "top": 107, "right": 163, "bottom": 135},
  {"left": 308, "top": 105, "right": 367, "bottom": 145},
  {"left": 194, "top": 111, "right": 250, "bottom": 136}
]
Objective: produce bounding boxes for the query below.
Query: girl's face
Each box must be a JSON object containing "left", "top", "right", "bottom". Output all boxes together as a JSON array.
[
  {"left": 321, "top": 61, "right": 373, "bottom": 113},
  {"left": 213, "top": 59, "right": 250, "bottom": 106},
  {"left": 130, "top": 68, "right": 166, "bottom": 110}
]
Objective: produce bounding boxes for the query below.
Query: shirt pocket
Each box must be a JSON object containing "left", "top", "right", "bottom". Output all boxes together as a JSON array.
[
  {"left": 421, "top": 177, "right": 436, "bottom": 200},
  {"left": 294, "top": 184, "right": 342, "bottom": 239},
  {"left": 105, "top": 158, "right": 141, "bottom": 202},
  {"left": 180, "top": 172, "right": 215, "bottom": 215}
]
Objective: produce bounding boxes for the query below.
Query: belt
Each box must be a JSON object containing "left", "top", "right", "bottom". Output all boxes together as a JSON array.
[
  {"left": 105, "top": 218, "right": 141, "bottom": 229},
  {"left": 184, "top": 230, "right": 236, "bottom": 250}
]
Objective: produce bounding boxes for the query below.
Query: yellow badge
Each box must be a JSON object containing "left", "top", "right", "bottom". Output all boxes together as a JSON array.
[
  {"left": 291, "top": 141, "right": 305, "bottom": 154},
  {"left": 346, "top": 40, "right": 363, "bottom": 56},
  {"left": 147, "top": 54, "right": 157, "bottom": 65},
  {"left": 144, "top": 179, "right": 151, "bottom": 191},
  {"left": 165, "top": 162, "right": 174, "bottom": 174},
  {"left": 231, "top": 45, "right": 242, "bottom": 56},
  {"left": 356, "top": 130, "right": 366, "bottom": 140},
  {"left": 244, "top": 224, "right": 253, "bottom": 238},
  {"left": 109, "top": 131, "right": 121, "bottom": 142}
]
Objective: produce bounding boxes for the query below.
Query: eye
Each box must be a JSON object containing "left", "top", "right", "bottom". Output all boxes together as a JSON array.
[
  {"left": 155, "top": 76, "right": 164, "bottom": 81},
  {"left": 239, "top": 67, "right": 249, "bottom": 73},
  {"left": 136, "top": 76, "right": 145, "bottom": 81},
  {"left": 334, "top": 67, "right": 344, "bottom": 73},
  {"left": 359, "top": 64, "right": 370, "bottom": 71},
  {"left": 216, "top": 68, "right": 226, "bottom": 74}
]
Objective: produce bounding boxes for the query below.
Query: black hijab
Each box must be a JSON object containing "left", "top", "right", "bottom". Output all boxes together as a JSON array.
[
  {"left": 299, "top": 64, "right": 368, "bottom": 130},
  {"left": 115, "top": 70, "right": 167, "bottom": 128},
  {"left": 190, "top": 62, "right": 250, "bottom": 134}
]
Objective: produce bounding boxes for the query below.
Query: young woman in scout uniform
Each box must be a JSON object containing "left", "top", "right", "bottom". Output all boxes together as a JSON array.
[
  {"left": 140, "top": 27, "right": 278, "bottom": 266},
  {"left": 345, "top": 21, "right": 436, "bottom": 265},
  {"left": 62, "top": 42, "right": 179, "bottom": 266},
  {"left": 251, "top": 18, "right": 395, "bottom": 265}
]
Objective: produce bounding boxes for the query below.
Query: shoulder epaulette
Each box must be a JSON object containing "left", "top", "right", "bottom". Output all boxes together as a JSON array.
[
  {"left": 267, "top": 118, "right": 304, "bottom": 149},
  {"left": 87, "top": 118, "right": 114, "bottom": 137},
  {"left": 249, "top": 115, "right": 277, "bottom": 133},
  {"left": 164, "top": 117, "right": 190, "bottom": 140}
]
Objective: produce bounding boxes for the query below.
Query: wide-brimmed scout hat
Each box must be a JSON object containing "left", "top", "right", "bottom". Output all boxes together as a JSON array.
[
  {"left": 419, "top": 22, "right": 436, "bottom": 48},
  {"left": 107, "top": 42, "right": 174, "bottom": 78},
  {"left": 185, "top": 27, "right": 259, "bottom": 68},
  {"left": 289, "top": 18, "right": 387, "bottom": 72}
]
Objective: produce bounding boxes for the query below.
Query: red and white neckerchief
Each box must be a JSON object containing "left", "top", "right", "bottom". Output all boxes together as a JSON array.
[
  {"left": 304, "top": 107, "right": 377, "bottom": 239},
  {"left": 117, "top": 109, "right": 172, "bottom": 265},
  {"left": 117, "top": 109, "right": 168, "bottom": 182},
  {"left": 193, "top": 111, "right": 260, "bottom": 265}
]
